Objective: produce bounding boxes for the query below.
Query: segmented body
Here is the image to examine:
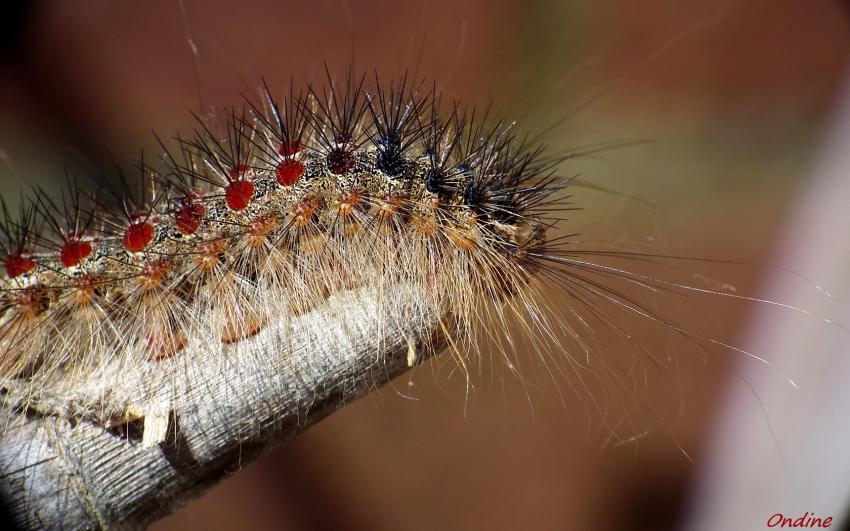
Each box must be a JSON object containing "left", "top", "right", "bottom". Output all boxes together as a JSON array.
[{"left": 0, "top": 75, "right": 557, "bottom": 424}]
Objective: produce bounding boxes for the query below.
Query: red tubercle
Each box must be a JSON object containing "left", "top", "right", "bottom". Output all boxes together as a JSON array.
[
  {"left": 327, "top": 147, "right": 355, "bottom": 175},
  {"left": 60, "top": 239, "right": 93, "bottom": 268},
  {"left": 4, "top": 251, "right": 36, "bottom": 278},
  {"left": 278, "top": 140, "right": 301, "bottom": 157},
  {"left": 225, "top": 180, "right": 255, "bottom": 211},
  {"left": 275, "top": 159, "right": 305, "bottom": 186},
  {"left": 224, "top": 165, "right": 255, "bottom": 211},
  {"left": 123, "top": 222, "right": 155, "bottom": 252},
  {"left": 175, "top": 194, "right": 206, "bottom": 235}
]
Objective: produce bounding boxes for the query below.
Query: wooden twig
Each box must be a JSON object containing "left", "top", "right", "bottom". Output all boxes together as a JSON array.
[{"left": 0, "top": 287, "right": 443, "bottom": 530}]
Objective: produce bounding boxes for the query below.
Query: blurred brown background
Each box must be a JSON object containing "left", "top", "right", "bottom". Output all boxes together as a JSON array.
[{"left": 1, "top": 1, "right": 849, "bottom": 530}]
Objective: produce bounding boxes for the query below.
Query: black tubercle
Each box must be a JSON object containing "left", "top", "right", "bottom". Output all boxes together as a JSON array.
[
  {"left": 463, "top": 181, "right": 488, "bottom": 218},
  {"left": 376, "top": 136, "right": 404, "bottom": 176},
  {"left": 425, "top": 169, "right": 444, "bottom": 193},
  {"left": 464, "top": 182, "right": 482, "bottom": 212}
]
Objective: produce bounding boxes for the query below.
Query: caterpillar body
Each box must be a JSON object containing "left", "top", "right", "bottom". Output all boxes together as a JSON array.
[
  {"left": 3, "top": 66, "right": 842, "bottom": 531},
  {"left": 0, "top": 73, "right": 597, "bottom": 446}
]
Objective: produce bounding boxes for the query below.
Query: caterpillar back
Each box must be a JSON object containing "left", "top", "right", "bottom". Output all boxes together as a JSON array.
[{"left": 0, "top": 72, "right": 599, "bottom": 441}]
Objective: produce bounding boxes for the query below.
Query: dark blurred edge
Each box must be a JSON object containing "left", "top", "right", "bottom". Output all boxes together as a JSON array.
[{"left": 1, "top": 1, "right": 39, "bottom": 528}]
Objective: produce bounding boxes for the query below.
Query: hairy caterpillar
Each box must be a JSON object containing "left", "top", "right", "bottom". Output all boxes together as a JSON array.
[
  {"left": 4, "top": 38, "right": 840, "bottom": 531},
  {"left": 0, "top": 69, "right": 677, "bottom": 528},
  {"left": 0, "top": 61, "right": 842, "bottom": 528},
  {"left": 0, "top": 69, "right": 576, "bottom": 415},
  {"left": 0, "top": 0, "right": 847, "bottom": 528}
]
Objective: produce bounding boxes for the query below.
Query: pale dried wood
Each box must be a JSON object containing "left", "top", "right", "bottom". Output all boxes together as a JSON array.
[{"left": 0, "top": 287, "right": 443, "bottom": 530}]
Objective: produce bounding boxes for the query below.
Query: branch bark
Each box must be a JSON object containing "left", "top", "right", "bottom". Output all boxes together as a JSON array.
[{"left": 0, "top": 287, "right": 443, "bottom": 530}]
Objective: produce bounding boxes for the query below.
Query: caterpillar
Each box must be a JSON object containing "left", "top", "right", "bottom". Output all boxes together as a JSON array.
[
  {"left": 0, "top": 70, "right": 595, "bottom": 440},
  {"left": 0, "top": 68, "right": 835, "bottom": 530},
  {"left": 2, "top": 68, "right": 818, "bottom": 425}
]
